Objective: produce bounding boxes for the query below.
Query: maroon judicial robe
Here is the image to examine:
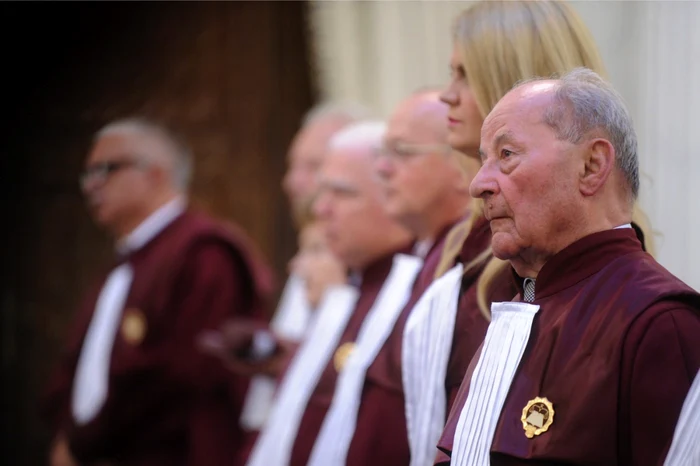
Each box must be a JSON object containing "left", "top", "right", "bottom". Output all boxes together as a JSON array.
[
  {"left": 445, "top": 216, "right": 518, "bottom": 410},
  {"left": 288, "top": 246, "right": 412, "bottom": 466},
  {"left": 41, "top": 210, "right": 273, "bottom": 466},
  {"left": 437, "top": 228, "right": 700, "bottom": 465},
  {"left": 346, "top": 223, "right": 456, "bottom": 465}
]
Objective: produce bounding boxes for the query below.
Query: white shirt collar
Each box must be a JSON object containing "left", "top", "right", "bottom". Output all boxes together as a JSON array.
[
  {"left": 614, "top": 223, "right": 632, "bottom": 230},
  {"left": 117, "top": 196, "right": 187, "bottom": 256},
  {"left": 412, "top": 238, "right": 434, "bottom": 259}
]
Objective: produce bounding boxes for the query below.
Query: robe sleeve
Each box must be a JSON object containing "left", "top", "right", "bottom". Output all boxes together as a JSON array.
[
  {"left": 622, "top": 304, "right": 700, "bottom": 466},
  {"left": 166, "top": 239, "right": 258, "bottom": 466}
]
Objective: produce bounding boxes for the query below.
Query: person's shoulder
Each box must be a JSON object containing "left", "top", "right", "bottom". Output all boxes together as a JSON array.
[
  {"left": 612, "top": 251, "right": 699, "bottom": 304},
  {"left": 624, "top": 296, "right": 700, "bottom": 354},
  {"left": 177, "top": 210, "right": 276, "bottom": 295},
  {"left": 174, "top": 210, "right": 255, "bottom": 253}
]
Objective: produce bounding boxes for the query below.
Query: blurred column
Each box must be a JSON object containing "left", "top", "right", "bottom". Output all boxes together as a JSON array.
[{"left": 308, "top": 0, "right": 473, "bottom": 117}]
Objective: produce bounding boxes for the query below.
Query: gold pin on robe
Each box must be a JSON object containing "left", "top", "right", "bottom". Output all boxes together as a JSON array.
[
  {"left": 334, "top": 342, "right": 355, "bottom": 372},
  {"left": 521, "top": 396, "right": 554, "bottom": 438},
  {"left": 121, "top": 308, "right": 147, "bottom": 345}
]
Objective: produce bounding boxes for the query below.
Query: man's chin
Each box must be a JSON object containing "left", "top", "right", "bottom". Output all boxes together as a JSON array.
[{"left": 490, "top": 235, "right": 519, "bottom": 261}]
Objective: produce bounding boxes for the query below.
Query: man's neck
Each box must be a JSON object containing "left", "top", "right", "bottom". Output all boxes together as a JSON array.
[
  {"left": 115, "top": 194, "right": 185, "bottom": 252},
  {"left": 512, "top": 217, "right": 633, "bottom": 278}
]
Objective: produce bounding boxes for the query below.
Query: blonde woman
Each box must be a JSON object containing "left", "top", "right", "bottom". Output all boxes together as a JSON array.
[{"left": 401, "top": 2, "right": 655, "bottom": 466}]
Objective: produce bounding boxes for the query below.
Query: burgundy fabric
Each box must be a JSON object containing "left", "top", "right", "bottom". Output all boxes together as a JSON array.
[
  {"left": 41, "top": 210, "right": 273, "bottom": 466},
  {"left": 444, "top": 216, "right": 518, "bottom": 409},
  {"left": 436, "top": 228, "right": 700, "bottom": 465},
  {"left": 345, "top": 223, "right": 455, "bottom": 466},
  {"left": 288, "top": 247, "right": 409, "bottom": 466}
]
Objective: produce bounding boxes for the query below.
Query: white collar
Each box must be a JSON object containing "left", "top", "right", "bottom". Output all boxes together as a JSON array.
[
  {"left": 412, "top": 238, "right": 434, "bottom": 259},
  {"left": 614, "top": 223, "right": 632, "bottom": 230},
  {"left": 117, "top": 196, "right": 186, "bottom": 256}
]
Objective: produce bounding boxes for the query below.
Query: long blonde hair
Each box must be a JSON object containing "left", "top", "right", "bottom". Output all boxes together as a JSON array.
[{"left": 434, "top": 0, "right": 656, "bottom": 313}]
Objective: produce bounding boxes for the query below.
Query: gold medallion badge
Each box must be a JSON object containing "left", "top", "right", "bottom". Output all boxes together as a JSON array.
[
  {"left": 333, "top": 342, "right": 355, "bottom": 372},
  {"left": 121, "top": 308, "right": 147, "bottom": 345},
  {"left": 521, "top": 396, "right": 554, "bottom": 438}
]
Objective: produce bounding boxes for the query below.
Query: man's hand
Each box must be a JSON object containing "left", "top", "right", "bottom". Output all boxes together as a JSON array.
[
  {"left": 49, "top": 434, "right": 77, "bottom": 466},
  {"left": 298, "top": 252, "right": 347, "bottom": 308},
  {"left": 197, "top": 320, "right": 295, "bottom": 377}
]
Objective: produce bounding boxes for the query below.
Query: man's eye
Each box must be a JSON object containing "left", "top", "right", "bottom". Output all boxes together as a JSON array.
[{"left": 501, "top": 149, "right": 513, "bottom": 158}]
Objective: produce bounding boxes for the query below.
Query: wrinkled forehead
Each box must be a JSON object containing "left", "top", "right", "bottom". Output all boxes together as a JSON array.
[
  {"left": 290, "top": 117, "right": 349, "bottom": 163},
  {"left": 88, "top": 130, "right": 145, "bottom": 162},
  {"left": 386, "top": 93, "right": 448, "bottom": 143},
  {"left": 481, "top": 83, "right": 556, "bottom": 142}
]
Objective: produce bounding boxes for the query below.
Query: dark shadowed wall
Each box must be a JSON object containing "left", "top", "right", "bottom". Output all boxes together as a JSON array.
[{"left": 0, "top": 2, "right": 315, "bottom": 464}]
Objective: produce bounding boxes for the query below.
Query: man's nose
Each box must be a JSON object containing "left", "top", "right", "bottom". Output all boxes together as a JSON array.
[
  {"left": 282, "top": 170, "right": 297, "bottom": 198},
  {"left": 313, "top": 192, "right": 331, "bottom": 219},
  {"left": 469, "top": 163, "right": 499, "bottom": 200},
  {"left": 374, "top": 154, "right": 395, "bottom": 181},
  {"left": 80, "top": 173, "right": 101, "bottom": 196}
]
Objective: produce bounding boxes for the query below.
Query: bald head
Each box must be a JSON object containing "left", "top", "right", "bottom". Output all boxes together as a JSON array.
[
  {"left": 377, "top": 89, "right": 472, "bottom": 240},
  {"left": 387, "top": 89, "right": 450, "bottom": 144},
  {"left": 471, "top": 68, "right": 636, "bottom": 277}
]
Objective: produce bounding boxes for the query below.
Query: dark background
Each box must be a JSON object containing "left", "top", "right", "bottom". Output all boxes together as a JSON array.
[{"left": 0, "top": 2, "right": 315, "bottom": 464}]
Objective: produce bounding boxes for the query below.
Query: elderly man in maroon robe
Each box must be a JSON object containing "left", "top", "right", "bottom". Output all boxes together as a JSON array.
[
  {"left": 298, "top": 89, "right": 475, "bottom": 465},
  {"left": 240, "top": 120, "right": 422, "bottom": 466},
  {"left": 436, "top": 68, "right": 700, "bottom": 465},
  {"left": 42, "top": 118, "right": 273, "bottom": 466},
  {"left": 238, "top": 103, "right": 367, "bottom": 433}
]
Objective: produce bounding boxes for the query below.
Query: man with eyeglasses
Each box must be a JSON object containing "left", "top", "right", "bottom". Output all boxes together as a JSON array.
[
  {"left": 41, "top": 118, "right": 273, "bottom": 466},
  {"left": 301, "top": 89, "right": 476, "bottom": 465}
]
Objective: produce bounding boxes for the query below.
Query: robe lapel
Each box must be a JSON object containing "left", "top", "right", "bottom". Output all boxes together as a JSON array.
[
  {"left": 246, "top": 285, "right": 359, "bottom": 466},
  {"left": 307, "top": 253, "right": 423, "bottom": 465},
  {"left": 452, "top": 301, "right": 540, "bottom": 466},
  {"left": 402, "top": 263, "right": 464, "bottom": 466}
]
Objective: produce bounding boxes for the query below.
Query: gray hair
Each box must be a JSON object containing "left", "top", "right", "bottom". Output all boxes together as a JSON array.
[
  {"left": 526, "top": 68, "right": 639, "bottom": 200},
  {"left": 96, "top": 117, "right": 193, "bottom": 191},
  {"left": 328, "top": 120, "right": 386, "bottom": 153},
  {"left": 302, "top": 101, "right": 373, "bottom": 128}
]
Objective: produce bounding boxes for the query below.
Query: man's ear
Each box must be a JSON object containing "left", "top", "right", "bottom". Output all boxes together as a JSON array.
[{"left": 579, "top": 138, "right": 615, "bottom": 197}]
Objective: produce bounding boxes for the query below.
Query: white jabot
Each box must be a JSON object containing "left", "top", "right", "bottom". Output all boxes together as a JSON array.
[
  {"left": 664, "top": 369, "right": 700, "bottom": 466},
  {"left": 402, "top": 263, "right": 464, "bottom": 466},
  {"left": 451, "top": 301, "right": 540, "bottom": 466},
  {"left": 307, "top": 254, "right": 423, "bottom": 465},
  {"left": 71, "top": 196, "right": 186, "bottom": 425},
  {"left": 239, "top": 274, "right": 313, "bottom": 431},
  {"left": 247, "top": 285, "right": 360, "bottom": 466}
]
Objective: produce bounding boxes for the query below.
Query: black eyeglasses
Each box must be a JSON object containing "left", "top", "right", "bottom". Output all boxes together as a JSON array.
[{"left": 79, "top": 159, "right": 143, "bottom": 189}]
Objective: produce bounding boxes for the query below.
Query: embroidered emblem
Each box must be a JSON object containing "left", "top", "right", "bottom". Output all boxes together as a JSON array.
[
  {"left": 333, "top": 342, "right": 355, "bottom": 372},
  {"left": 121, "top": 308, "right": 147, "bottom": 345},
  {"left": 521, "top": 396, "right": 554, "bottom": 438}
]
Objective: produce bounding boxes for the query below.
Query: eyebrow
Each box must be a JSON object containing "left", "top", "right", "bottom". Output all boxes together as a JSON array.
[
  {"left": 479, "top": 130, "right": 518, "bottom": 162},
  {"left": 321, "top": 178, "right": 358, "bottom": 194},
  {"left": 494, "top": 131, "right": 516, "bottom": 148}
]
